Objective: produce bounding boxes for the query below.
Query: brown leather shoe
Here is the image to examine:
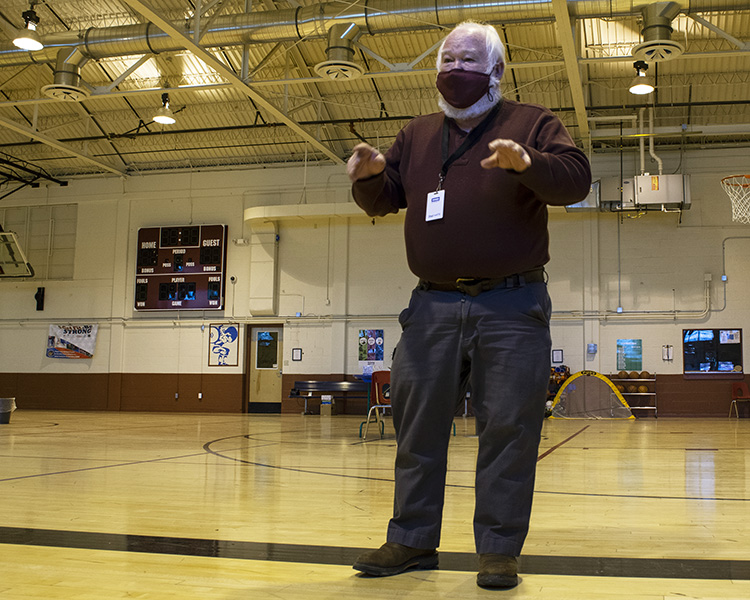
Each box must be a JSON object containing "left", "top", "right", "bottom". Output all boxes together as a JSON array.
[
  {"left": 353, "top": 542, "right": 438, "bottom": 576},
  {"left": 477, "top": 554, "right": 519, "bottom": 588}
]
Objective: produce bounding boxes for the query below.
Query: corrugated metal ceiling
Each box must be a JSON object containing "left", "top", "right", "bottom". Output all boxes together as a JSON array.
[{"left": 0, "top": 0, "right": 748, "bottom": 188}]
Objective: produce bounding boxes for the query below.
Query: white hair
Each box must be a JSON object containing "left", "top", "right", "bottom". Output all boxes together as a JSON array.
[{"left": 436, "top": 21, "right": 506, "bottom": 71}]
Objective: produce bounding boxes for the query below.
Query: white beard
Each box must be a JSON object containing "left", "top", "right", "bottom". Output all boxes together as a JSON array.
[{"left": 438, "top": 76, "right": 502, "bottom": 122}]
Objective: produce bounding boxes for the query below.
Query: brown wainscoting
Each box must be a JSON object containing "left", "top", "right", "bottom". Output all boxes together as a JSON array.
[
  {"left": 0, "top": 372, "right": 110, "bottom": 410},
  {"left": 655, "top": 374, "right": 749, "bottom": 417},
  {"left": 3, "top": 371, "right": 745, "bottom": 417},
  {"left": 118, "top": 373, "right": 244, "bottom": 412},
  {"left": 282, "top": 373, "right": 370, "bottom": 415},
  {"left": 0, "top": 372, "right": 244, "bottom": 413}
]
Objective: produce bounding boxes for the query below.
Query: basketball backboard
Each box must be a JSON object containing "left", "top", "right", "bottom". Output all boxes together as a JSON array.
[{"left": 0, "top": 231, "right": 34, "bottom": 278}]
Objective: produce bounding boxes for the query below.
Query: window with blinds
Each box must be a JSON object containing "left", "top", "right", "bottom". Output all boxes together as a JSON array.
[{"left": 0, "top": 204, "right": 77, "bottom": 280}]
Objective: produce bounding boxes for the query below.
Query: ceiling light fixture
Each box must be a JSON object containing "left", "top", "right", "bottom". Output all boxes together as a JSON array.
[
  {"left": 13, "top": 4, "right": 44, "bottom": 52},
  {"left": 153, "top": 92, "right": 176, "bottom": 125},
  {"left": 629, "top": 60, "right": 655, "bottom": 95}
]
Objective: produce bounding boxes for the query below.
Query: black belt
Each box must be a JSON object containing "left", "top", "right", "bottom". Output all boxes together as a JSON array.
[{"left": 418, "top": 268, "right": 546, "bottom": 297}]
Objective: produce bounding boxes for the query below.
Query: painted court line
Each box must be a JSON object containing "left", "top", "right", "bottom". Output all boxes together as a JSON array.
[
  {"left": 537, "top": 425, "right": 590, "bottom": 461},
  {"left": 1, "top": 526, "right": 748, "bottom": 580}
]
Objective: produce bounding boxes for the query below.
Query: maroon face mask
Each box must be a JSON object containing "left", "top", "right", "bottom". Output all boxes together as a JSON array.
[{"left": 436, "top": 69, "right": 491, "bottom": 109}]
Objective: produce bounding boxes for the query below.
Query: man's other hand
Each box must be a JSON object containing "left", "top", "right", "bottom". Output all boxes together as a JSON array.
[
  {"left": 480, "top": 139, "right": 531, "bottom": 173},
  {"left": 347, "top": 143, "right": 386, "bottom": 182}
]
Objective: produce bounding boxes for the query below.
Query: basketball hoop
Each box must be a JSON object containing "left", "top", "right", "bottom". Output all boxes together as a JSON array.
[{"left": 721, "top": 175, "right": 750, "bottom": 224}]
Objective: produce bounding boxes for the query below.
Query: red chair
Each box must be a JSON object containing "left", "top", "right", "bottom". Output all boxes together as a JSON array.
[
  {"left": 729, "top": 381, "right": 750, "bottom": 418},
  {"left": 363, "top": 371, "right": 391, "bottom": 440},
  {"left": 360, "top": 371, "right": 457, "bottom": 439}
]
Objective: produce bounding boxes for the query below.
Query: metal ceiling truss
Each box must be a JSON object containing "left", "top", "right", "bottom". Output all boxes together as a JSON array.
[
  {"left": 0, "top": 0, "right": 747, "bottom": 176},
  {"left": 550, "top": 0, "right": 591, "bottom": 145},
  {"left": 0, "top": 114, "right": 127, "bottom": 175},
  {"left": 120, "top": 0, "right": 345, "bottom": 164},
  {"left": 3, "top": 43, "right": 747, "bottom": 111},
  {"left": 0, "top": 152, "right": 68, "bottom": 199},
  {"left": 688, "top": 13, "right": 749, "bottom": 51},
  {"left": 3, "top": 102, "right": 749, "bottom": 155}
]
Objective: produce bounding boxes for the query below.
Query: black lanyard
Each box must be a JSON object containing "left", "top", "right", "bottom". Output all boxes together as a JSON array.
[{"left": 438, "top": 102, "right": 501, "bottom": 191}]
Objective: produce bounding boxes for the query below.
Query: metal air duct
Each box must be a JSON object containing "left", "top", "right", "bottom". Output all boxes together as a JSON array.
[
  {"left": 632, "top": 1, "right": 684, "bottom": 61},
  {"left": 0, "top": 0, "right": 746, "bottom": 69},
  {"left": 40, "top": 47, "right": 89, "bottom": 101},
  {"left": 314, "top": 23, "right": 363, "bottom": 80}
]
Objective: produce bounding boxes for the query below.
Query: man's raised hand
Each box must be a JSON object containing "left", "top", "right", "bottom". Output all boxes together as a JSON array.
[
  {"left": 480, "top": 139, "right": 531, "bottom": 173},
  {"left": 347, "top": 143, "right": 386, "bottom": 182}
]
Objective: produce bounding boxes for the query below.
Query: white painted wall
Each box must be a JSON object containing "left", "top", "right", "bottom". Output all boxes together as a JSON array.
[{"left": 1, "top": 147, "right": 748, "bottom": 380}]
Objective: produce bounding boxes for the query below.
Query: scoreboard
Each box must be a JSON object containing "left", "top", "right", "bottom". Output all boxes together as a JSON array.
[{"left": 134, "top": 224, "right": 228, "bottom": 311}]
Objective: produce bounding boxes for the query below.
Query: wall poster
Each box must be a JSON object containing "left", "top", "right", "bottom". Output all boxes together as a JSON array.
[
  {"left": 616, "top": 338, "right": 642, "bottom": 371},
  {"left": 359, "top": 329, "right": 384, "bottom": 362},
  {"left": 46, "top": 324, "right": 98, "bottom": 359},
  {"left": 209, "top": 323, "right": 239, "bottom": 366}
]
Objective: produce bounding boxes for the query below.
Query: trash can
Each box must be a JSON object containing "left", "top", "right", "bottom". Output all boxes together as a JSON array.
[
  {"left": 320, "top": 394, "right": 333, "bottom": 416},
  {"left": 0, "top": 398, "right": 16, "bottom": 424}
]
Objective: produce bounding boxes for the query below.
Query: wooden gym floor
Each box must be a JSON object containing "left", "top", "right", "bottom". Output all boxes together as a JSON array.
[{"left": 1, "top": 410, "right": 749, "bottom": 599}]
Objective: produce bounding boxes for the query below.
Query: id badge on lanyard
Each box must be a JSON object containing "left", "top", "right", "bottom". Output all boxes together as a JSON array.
[
  {"left": 425, "top": 103, "right": 501, "bottom": 223},
  {"left": 425, "top": 189, "right": 445, "bottom": 221}
]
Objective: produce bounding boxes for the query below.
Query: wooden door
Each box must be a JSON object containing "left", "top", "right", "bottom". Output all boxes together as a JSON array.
[{"left": 248, "top": 326, "right": 283, "bottom": 413}]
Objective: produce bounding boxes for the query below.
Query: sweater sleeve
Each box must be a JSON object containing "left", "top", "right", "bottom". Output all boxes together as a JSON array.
[
  {"left": 512, "top": 111, "right": 592, "bottom": 206},
  {"left": 352, "top": 128, "right": 408, "bottom": 217}
]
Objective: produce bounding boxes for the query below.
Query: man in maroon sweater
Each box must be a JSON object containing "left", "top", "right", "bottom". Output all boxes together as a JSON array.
[{"left": 348, "top": 22, "right": 591, "bottom": 588}]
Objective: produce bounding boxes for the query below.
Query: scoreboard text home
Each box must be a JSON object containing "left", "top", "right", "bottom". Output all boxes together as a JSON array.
[{"left": 135, "top": 225, "right": 228, "bottom": 311}]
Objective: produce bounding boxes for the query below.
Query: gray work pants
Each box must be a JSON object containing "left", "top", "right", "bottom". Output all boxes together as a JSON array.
[{"left": 386, "top": 281, "right": 551, "bottom": 556}]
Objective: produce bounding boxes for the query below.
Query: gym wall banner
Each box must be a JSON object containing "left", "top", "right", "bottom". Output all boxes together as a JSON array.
[
  {"left": 46, "top": 324, "right": 98, "bottom": 359},
  {"left": 359, "top": 329, "right": 384, "bottom": 362},
  {"left": 208, "top": 323, "right": 240, "bottom": 367},
  {"left": 616, "top": 338, "right": 642, "bottom": 371}
]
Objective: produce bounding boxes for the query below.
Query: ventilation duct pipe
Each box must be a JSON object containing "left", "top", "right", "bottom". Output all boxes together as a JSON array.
[
  {"left": 0, "top": 0, "right": 746, "bottom": 68},
  {"left": 314, "top": 23, "right": 363, "bottom": 80},
  {"left": 641, "top": 2, "right": 681, "bottom": 43},
  {"left": 639, "top": 108, "right": 646, "bottom": 175},
  {"left": 632, "top": 1, "right": 684, "bottom": 61},
  {"left": 648, "top": 106, "right": 664, "bottom": 175},
  {"left": 40, "top": 47, "right": 89, "bottom": 101}
]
